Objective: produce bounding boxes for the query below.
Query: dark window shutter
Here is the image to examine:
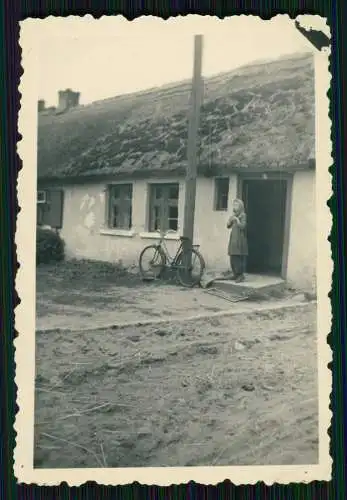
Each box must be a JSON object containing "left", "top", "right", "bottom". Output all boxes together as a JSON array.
[
  {"left": 37, "top": 205, "right": 44, "bottom": 225},
  {"left": 45, "top": 190, "right": 64, "bottom": 229}
]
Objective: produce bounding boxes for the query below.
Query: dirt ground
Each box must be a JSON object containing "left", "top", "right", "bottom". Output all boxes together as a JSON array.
[
  {"left": 36, "top": 261, "right": 303, "bottom": 332},
  {"left": 34, "top": 262, "right": 318, "bottom": 468}
]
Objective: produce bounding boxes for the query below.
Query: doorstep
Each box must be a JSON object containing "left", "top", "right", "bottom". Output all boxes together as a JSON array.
[{"left": 211, "top": 274, "right": 286, "bottom": 296}]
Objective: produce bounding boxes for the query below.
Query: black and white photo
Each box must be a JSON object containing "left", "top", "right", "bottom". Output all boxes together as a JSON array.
[{"left": 15, "top": 15, "right": 332, "bottom": 485}]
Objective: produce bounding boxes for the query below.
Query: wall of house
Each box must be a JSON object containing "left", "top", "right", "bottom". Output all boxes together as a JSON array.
[
  {"left": 58, "top": 178, "right": 185, "bottom": 267},
  {"left": 56, "top": 175, "right": 238, "bottom": 272},
  {"left": 194, "top": 175, "right": 238, "bottom": 270},
  {"left": 51, "top": 169, "right": 316, "bottom": 291},
  {"left": 286, "top": 170, "right": 316, "bottom": 291}
]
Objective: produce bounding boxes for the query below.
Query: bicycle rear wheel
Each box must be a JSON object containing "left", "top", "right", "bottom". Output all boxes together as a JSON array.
[
  {"left": 139, "top": 245, "right": 166, "bottom": 280},
  {"left": 176, "top": 248, "right": 205, "bottom": 287}
]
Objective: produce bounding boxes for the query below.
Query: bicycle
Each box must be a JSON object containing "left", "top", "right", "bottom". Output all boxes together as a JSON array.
[{"left": 139, "top": 229, "right": 206, "bottom": 287}]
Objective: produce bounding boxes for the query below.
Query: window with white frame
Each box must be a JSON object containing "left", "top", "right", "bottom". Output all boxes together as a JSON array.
[
  {"left": 149, "top": 183, "right": 179, "bottom": 232},
  {"left": 214, "top": 177, "right": 229, "bottom": 211},
  {"left": 108, "top": 184, "right": 133, "bottom": 230}
]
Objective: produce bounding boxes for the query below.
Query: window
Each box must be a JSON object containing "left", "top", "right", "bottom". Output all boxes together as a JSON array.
[
  {"left": 36, "top": 189, "right": 64, "bottom": 229},
  {"left": 149, "top": 183, "right": 179, "bottom": 232},
  {"left": 108, "top": 184, "right": 133, "bottom": 230},
  {"left": 214, "top": 177, "right": 229, "bottom": 211},
  {"left": 37, "top": 190, "right": 46, "bottom": 203}
]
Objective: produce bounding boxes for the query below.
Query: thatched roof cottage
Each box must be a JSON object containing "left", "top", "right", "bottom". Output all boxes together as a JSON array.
[{"left": 37, "top": 52, "right": 316, "bottom": 291}]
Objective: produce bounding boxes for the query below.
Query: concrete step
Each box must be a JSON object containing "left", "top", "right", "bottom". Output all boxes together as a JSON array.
[{"left": 212, "top": 274, "right": 286, "bottom": 296}]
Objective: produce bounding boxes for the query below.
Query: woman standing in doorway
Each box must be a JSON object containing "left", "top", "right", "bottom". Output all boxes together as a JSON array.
[{"left": 227, "top": 198, "right": 248, "bottom": 282}]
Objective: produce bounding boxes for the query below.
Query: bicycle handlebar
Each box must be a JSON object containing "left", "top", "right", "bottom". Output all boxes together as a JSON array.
[
  {"left": 154, "top": 229, "right": 199, "bottom": 248},
  {"left": 155, "top": 229, "right": 178, "bottom": 238}
]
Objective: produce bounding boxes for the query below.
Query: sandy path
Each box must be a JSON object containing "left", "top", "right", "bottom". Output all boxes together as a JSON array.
[
  {"left": 36, "top": 264, "right": 305, "bottom": 332},
  {"left": 34, "top": 303, "right": 318, "bottom": 468},
  {"left": 36, "top": 284, "right": 237, "bottom": 331}
]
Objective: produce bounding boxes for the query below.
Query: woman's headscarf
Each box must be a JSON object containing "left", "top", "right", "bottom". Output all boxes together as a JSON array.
[{"left": 233, "top": 198, "right": 245, "bottom": 215}]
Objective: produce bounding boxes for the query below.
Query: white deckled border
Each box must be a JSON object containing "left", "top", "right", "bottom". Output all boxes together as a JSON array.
[{"left": 14, "top": 14, "right": 332, "bottom": 486}]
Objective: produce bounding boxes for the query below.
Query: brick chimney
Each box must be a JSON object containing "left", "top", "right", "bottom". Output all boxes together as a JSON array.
[
  {"left": 38, "top": 100, "right": 45, "bottom": 112},
  {"left": 56, "top": 89, "right": 80, "bottom": 114}
]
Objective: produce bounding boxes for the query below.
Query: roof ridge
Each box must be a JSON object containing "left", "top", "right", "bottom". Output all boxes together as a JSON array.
[{"left": 84, "top": 51, "right": 313, "bottom": 109}]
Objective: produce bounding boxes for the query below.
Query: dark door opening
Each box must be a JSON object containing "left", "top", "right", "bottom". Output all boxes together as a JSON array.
[{"left": 242, "top": 179, "right": 287, "bottom": 276}]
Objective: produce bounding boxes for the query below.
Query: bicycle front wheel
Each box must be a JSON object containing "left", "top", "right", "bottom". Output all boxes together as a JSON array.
[
  {"left": 139, "top": 245, "right": 166, "bottom": 280},
  {"left": 176, "top": 248, "right": 205, "bottom": 287}
]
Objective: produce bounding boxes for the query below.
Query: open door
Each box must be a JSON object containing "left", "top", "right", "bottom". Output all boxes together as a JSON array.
[{"left": 242, "top": 179, "right": 287, "bottom": 276}]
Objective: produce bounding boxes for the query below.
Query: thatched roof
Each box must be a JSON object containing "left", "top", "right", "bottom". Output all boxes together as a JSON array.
[{"left": 37, "top": 53, "right": 315, "bottom": 181}]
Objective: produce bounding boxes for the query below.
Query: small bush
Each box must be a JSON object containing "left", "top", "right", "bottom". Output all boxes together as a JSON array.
[{"left": 36, "top": 228, "right": 65, "bottom": 265}]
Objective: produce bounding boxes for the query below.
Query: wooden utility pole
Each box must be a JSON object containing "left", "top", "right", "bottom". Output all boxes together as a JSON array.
[{"left": 182, "top": 34, "right": 203, "bottom": 250}]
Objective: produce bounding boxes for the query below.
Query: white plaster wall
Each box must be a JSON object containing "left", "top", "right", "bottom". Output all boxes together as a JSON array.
[
  {"left": 286, "top": 170, "right": 316, "bottom": 291},
  {"left": 59, "top": 176, "right": 237, "bottom": 272},
  {"left": 194, "top": 175, "right": 238, "bottom": 271},
  {"left": 59, "top": 178, "right": 186, "bottom": 267}
]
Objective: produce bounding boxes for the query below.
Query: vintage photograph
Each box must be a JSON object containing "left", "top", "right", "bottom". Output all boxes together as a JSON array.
[{"left": 15, "top": 15, "right": 332, "bottom": 485}]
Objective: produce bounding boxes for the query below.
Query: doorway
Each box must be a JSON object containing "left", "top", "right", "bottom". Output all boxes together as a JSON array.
[{"left": 241, "top": 177, "right": 289, "bottom": 276}]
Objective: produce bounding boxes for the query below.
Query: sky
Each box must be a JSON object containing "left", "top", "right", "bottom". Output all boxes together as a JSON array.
[{"left": 35, "top": 15, "right": 325, "bottom": 107}]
